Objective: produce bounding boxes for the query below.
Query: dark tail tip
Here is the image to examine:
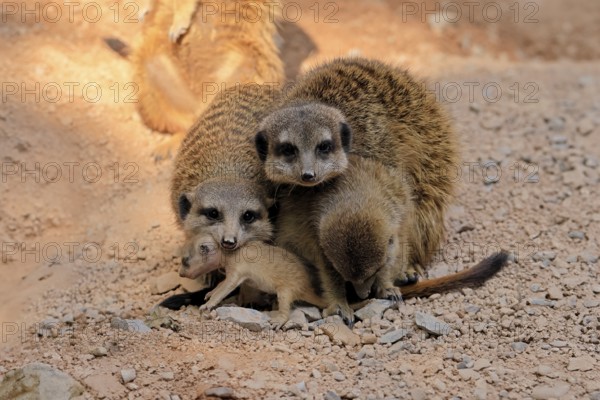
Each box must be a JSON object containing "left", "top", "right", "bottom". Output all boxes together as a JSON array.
[
  {"left": 159, "top": 289, "right": 211, "bottom": 310},
  {"left": 103, "top": 37, "right": 130, "bottom": 58},
  {"left": 476, "top": 251, "right": 510, "bottom": 283}
]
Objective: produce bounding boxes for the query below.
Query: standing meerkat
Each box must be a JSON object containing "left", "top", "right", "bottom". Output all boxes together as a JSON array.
[
  {"left": 256, "top": 58, "right": 459, "bottom": 320},
  {"left": 108, "top": 0, "right": 284, "bottom": 157}
]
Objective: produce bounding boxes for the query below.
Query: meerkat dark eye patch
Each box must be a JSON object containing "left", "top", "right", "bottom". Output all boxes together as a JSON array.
[
  {"left": 276, "top": 142, "right": 297, "bottom": 158},
  {"left": 255, "top": 131, "right": 269, "bottom": 161},
  {"left": 340, "top": 122, "right": 352, "bottom": 152},
  {"left": 241, "top": 210, "right": 259, "bottom": 224},
  {"left": 178, "top": 193, "right": 192, "bottom": 221},
  {"left": 317, "top": 140, "right": 333, "bottom": 154},
  {"left": 201, "top": 208, "right": 221, "bottom": 221}
]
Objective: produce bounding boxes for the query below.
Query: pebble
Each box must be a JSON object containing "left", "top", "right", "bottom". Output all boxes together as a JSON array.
[
  {"left": 547, "top": 118, "right": 566, "bottom": 132},
  {"left": 378, "top": 328, "right": 408, "bottom": 344},
  {"left": 536, "top": 365, "right": 554, "bottom": 376},
  {"left": 568, "top": 231, "right": 585, "bottom": 239},
  {"left": 160, "top": 371, "right": 174, "bottom": 381},
  {"left": 111, "top": 318, "right": 151, "bottom": 333},
  {"left": 567, "top": 356, "right": 595, "bottom": 371},
  {"left": 458, "top": 369, "right": 480, "bottom": 381},
  {"left": 528, "top": 298, "right": 556, "bottom": 307},
  {"left": 415, "top": 311, "right": 451, "bottom": 335},
  {"left": 592, "top": 285, "right": 600, "bottom": 294},
  {"left": 215, "top": 306, "right": 270, "bottom": 332},
  {"left": 311, "top": 369, "right": 321, "bottom": 379},
  {"left": 550, "top": 340, "right": 568, "bottom": 348},
  {"left": 120, "top": 369, "right": 136, "bottom": 383},
  {"left": 361, "top": 333, "right": 377, "bottom": 344},
  {"left": 577, "top": 118, "right": 595, "bottom": 135},
  {"left": 464, "top": 304, "right": 480, "bottom": 314},
  {"left": 332, "top": 371, "right": 346, "bottom": 381},
  {"left": 90, "top": 346, "right": 108, "bottom": 357},
  {"left": 151, "top": 272, "right": 181, "bottom": 295},
  {"left": 283, "top": 309, "right": 308, "bottom": 329},
  {"left": 590, "top": 391, "right": 600, "bottom": 400},
  {"left": 531, "top": 382, "right": 570, "bottom": 399},
  {"left": 584, "top": 300, "right": 600, "bottom": 308},
  {"left": 324, "top": 390, "right": 342, "bottom": 400},
  {"left": 410, "top": 388, "right": 428, "bottom": 400},
  {"left": 547, "top": 286, "right": 563, "bottom": 300},
  {"left": 320, "top": 317, "right": 360, "bottom": 347},
  {"left": 511, "top": 342, "right": 528, "bottom": 353},
  {"left": 0, "top": 363, "right": 84, "bottom": 399},
  {"left": 473, "top": 358, "right": 491, "bottom": 371},
  {"left": 204, "top": 387, "right": 235, "bottom": 398},
  {"left": 530, "top": 283, "right": 544, "bottom": 292},
  {"left": 532, "top": 251, "right": 556, "bottom": 262},
  {"left": 354, "top": 299, "right": 394, "bottom": 321},
  {"left": 296, "top": 306, "right": 322, "bottom": 322},
  {"left": 580, "top": 251, "right": 599, "bottom": 264}
]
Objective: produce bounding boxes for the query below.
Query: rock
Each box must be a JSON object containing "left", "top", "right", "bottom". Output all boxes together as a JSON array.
[
  {"left": 151, "top": 271, "right": 181, "bottom": 294},
  {"left": 536, "top": 365, "right": 554, "bottom": 376},
  {"left": 567, "top": 356, "right": 595, "bottom": 371},
  {"left": 160, "top": 371, "right": 174, "bottom": 381},
  {"left": 528, "top": 298, "right": 556, "bottom": 307},
  {"left": 584, "top": 300, "right": 600, "bottom": 308},
  {"left": 90, "top": 346, "right": 108, "bottom": 357},
  {"left": 530, "top": 283, "right": 544, "bottom": 292},
  {"left": 532, "top": 251, "right": 556, "bottom": 262},
  {"left": 580, "top": 251, "right": 599, "bottom": 264},
  {"left": 547, "top": 286, "right": 563, "bottom": 300},
  {"left": 332, "top": 371, "right": 345, "bottom": 381},
  {"left": 83, "top": 373, "right": 126, "bottom": 398},
  {"left": 295, "top": 381, "right": 307, "bottom": 393},
  {"left": 320, "top": 317, "right": 360, "bottom": 346},
  {"left": 361, "top": 333, "right": 377, "bottom": 344},
  {"left": 511, "top": 342, "right": 528, "bottom": 353},
  {"left": 204, "top": 387, "right": 235, "bottom": 398},
  {"left": 354, "top": 299, "right": 394, "bottom": 321},
  {"left": 568, "top": 231, "right": 586, "bottom": 239},
  {"left": 120, "top": 369, "right": 136, "bottom": 383},
  {"left": 296, "top": 306, "right": 322, "bottom": 322},
  {"left": 531, "top": 382, "right": 570, "bottom": 399},
  {"left": 458, "top": 369, "right": 480, "bottom": 381},
  {"left": 322, "top": 361, "right": 339, "bottom": 372},
  {"left": 473, "top": 358, "right": 491, "bottom": 371},
  {"left": 474, "top": 385, "right": 487, "bottom": 400},
  {"left": 215, "top": 306, "right": 270, "bottom": 332},
  {"left": 111, "top": 317, "right": 151, "bottom": 333},
  {"left": 311, "top": 369, "right": 321, "bottom": 379},
  {"left": 593, "top": 285, "right": 600, "bottom": 294},
  {"left": 464, "top": 304, "right": 481, "bottom": 314},
  {"left": 546, "top": 117, "right": 566, "bottom": 132},
  {"left": 415, "top": 311, "right": 451, "bottom": 335},
  {"left": 0, "top": 363, "right": 84, "bottom": 400},
  {"left": 577, "top": 118, "right": 595, "bottom": 135},
  {"left": 324, "top": 390, "right": 342, "bottom": 400},
  {"left": 550, "top": 340, "right": 568, "bottom": 348},
  {"left": 590, "top": 391, "right": 600, "bottom": 400},
  {"left": 283, "top": 309, "right": 308, "bottom": 329},
  {"left": 378, "top": 328, "right": 408, "bottom": 344},
  {"left": 410, "top": 388, "right": 428, "bottom": 400}
]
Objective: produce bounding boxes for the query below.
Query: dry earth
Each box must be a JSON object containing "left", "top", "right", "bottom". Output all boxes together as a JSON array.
[{"left": 0, "top": 1, "right": 599, "bottom": 399}]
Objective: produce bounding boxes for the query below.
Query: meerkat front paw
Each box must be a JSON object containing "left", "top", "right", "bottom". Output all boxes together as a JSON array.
[
  {"left": 270, "top": 312, "right": 289, "bottom": 330},
  {"left": 323, "top": 303, "right": 355, "bottom": 327},
  {"left": 375, "top": 285, "right": 403, "bottom": 303}
]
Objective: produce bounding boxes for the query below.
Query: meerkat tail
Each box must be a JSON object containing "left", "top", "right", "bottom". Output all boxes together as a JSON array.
[
  {"left": 399, "top": 252, "right": 509, "bottom": 299},
  {"left": 103, "top": 37, "right": 131, "bottom": 58}
]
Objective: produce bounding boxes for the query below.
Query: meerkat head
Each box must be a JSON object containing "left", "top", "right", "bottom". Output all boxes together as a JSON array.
[
  {"left": 255, "top": 103, "right": 352, "bottom": 186},
  {"left": 177, "top": 179, "right": 273, "bottom": 251},
  {"left": 179, "top": 234, "right": 222, "bottom": 280}
]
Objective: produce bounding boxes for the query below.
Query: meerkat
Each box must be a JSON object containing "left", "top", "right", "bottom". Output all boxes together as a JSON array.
[
  {"left": 106, "top": 0, "right": 284, "bottom": 158},
  {"left": 171, "top": 83, "right": 279, "bottom": 251},
  {"left": 256, "top": 58, "right": 458, "bottom": 320},
  {"left": 178, "top": 233, "right": 327, "bottom": 328}
]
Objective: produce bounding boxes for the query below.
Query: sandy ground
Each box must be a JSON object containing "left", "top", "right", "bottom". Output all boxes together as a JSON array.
[{"left": 0, "top": 0, "right": 599, "bottom": 399}]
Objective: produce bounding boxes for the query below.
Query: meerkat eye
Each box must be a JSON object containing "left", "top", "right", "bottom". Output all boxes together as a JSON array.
[
  {"left": 202, "top": 208, "right": 220, "bottom": 220},
  {"left": 389, "top": 236, "right": 394, "bottom": 245},
  {"left": 242, "top": 210, "right": 258, "bottom": 224},
  {"left": 317, "top": 140, "right": 333, "bottom": 154},
  {"left": 276, "top": 143, "right": 297, "bottom": 158}
]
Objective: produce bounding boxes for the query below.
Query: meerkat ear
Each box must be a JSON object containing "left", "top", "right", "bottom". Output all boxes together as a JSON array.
[
  {"left": 178, "top": 193, "right": 192, "bottom": 221},
  {"left": 340, "top": 122, "right": 352, "bottom": 152},
  {"left": 255, "top": 131, "right": 269, "bottom": 162}
]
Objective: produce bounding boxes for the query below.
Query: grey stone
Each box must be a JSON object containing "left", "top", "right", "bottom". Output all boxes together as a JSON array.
[
  {"left": 415, "top": 311, "right": 451, "bottom": 335},
  {"left": 584, "top": 300, "right": 600, "bottom": 308},
  {"left": 473, "top": 358, "right": 491, "bottom": 371},
  {"left": 283, "top": 309, "right": 308, "bottom": 330},
  {"left": 532, "top": 251, "right": 556, "bottom": 262},
  {"left": 296, "top": 306, "right": 322, "bottom": 322},
  {"left": 120, "top": 369, "right": 136, "bottom": 383},
  {"left": 320, "top": 317, "right": 360, "bottom": 346},
  {"left": 160, "top": 371, "right": 174, "bottom": 381},
  {"left": 511, "top": 342, "right": 528, "bottom": 353},
  {"left": 204, "top": 387, "right": 235, "bottom": 398},
  {"left": 216, "top": 306, "right": 270, "bottom": 332},
  {"left": 325, "top": 390, "right": 342, "bottom": 400},
  {"left": 580, "top": 251, "right": 599, "bottom": 264},
  {"left": 547, "top": 286, "right": 563, "bottom": 300},
  {"left": 568, "top": 231, "right": 585, "bottom": 239},
  {"left": 354, "top": 299, "right": 394, "bottom": 321},
  {"left": 550, "top": 340, "right": 568, "bottom": 348},
  {"left": 332, "top": 371, "right": 346, "bottom": 381},
  {"left": 90, "top": 346, "right": 108, "bottom": 357},
  {"left": 590, "top": 391, "right": 600, "bottom": 400},
  {"left": 531, "top": 382, "right": 570, "bottom": 399},
  {"left": 0, "top": 363, "right": 84, "bottom": 400},
  {"left": 464, "top": 304, "right": 481, "bottom": 313},
  {"left": 378, "top": 328, "right": 408, "bottom": 344},
  {"left": 111, "top": 317, "right": 151, "bottom": 333},
  {"left": 567, "top": 356, "right": 595, "bottom": 371},
  {"left": 528, "top": 298, "right": 556, "bottom": 307}
]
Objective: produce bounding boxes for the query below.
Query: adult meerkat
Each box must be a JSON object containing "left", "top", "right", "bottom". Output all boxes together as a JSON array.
[
  {"left": 171, "top": 83, "right": 279, "bottom": 251},
  {"left": 108, "top": 0, "right": 284, "bottom": 157},
  {"left": 256, "top": 58, "right": 458, "bottom": 320}
]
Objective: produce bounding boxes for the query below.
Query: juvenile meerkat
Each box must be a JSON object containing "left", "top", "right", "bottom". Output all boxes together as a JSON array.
[
  {"left": 256, "top": 58, "right": 458, "bottom": 319},
  {"left": 107, "top": 0, "right": 284, "bottom": 157},
  {"left": 179, "top": 234, "right": 327, "bottom": 328}
]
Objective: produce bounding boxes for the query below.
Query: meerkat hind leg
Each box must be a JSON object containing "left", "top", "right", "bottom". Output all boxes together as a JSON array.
[{"left": 271, "top": 289, "right": 294, "bottom": 330}]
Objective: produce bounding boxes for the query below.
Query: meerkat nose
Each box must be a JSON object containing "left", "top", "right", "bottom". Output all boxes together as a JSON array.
[
  {"left": 221, "top": 237, "right": 238, "bottom": 250},
  {"left": 301, "top": 172, "right": 316, "bottom": 182},
  {"left": 181, "top": 256, "right": 190, "bottom": 268}
]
